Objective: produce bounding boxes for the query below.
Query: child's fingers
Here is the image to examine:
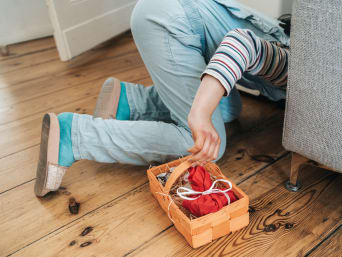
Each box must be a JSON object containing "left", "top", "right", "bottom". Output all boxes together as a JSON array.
[
  {"left": 213, "top": 139, "right": 220, "bottom": 160},
  {"left": 190, "top": 137, "right": 210, "bottom": 162},
  {"left": 190, "top": 134, "right": 214, "bottom": 164},
  {"left": 206, "top": 139, "right": 217, "bottom": 163},
  {"left": 188, "top": 132, "right": 204, "bottom": 154}
]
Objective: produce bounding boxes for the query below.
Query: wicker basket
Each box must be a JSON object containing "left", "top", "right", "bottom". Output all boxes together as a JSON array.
[{"left": 147, "top": 157, "right": 249, "bottom": 248}]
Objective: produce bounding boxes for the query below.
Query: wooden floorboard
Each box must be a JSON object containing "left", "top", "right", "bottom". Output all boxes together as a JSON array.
[
  {"left": 132, "top": 161, "right": 342, "bottom": 257},
  {"left": 0, "top": 90, "right": 282, "bottom": 193},
  {"left": 309, "top": 225, "right": 342, "bottom": 257},
  {"left": 0, "top": 37, "right": 56, "bottom": 61},
  {"left": 0, "top": 101, "right": 285, "bottom": 256},
  {"left": 6, "top": 122, "right": 286, "bottom": 257},
  {"left": 1, "top": 33, "right": 341, "bottom": 257}
]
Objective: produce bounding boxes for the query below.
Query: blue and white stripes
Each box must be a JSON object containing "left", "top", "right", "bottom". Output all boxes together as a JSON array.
[{"left": 202, "top": 29, "right": 289, "bottom": 96}]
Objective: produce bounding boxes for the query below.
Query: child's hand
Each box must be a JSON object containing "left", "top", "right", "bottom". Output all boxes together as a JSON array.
[
  {"left": 187, "top": 75, "right": 226, "bottom": 165},
  {"left": 188, "top": 111, "right": 220, "bottom": 166}
]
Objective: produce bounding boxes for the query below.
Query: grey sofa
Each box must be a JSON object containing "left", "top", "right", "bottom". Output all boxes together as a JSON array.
[{"left": 283, "top": 0, "right": 342, "bottom": 190}]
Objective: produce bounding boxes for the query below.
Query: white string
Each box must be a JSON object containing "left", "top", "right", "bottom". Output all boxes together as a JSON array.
[
  {"left": 176, "top": 179, "right": 233, "bottom": 205},
  {"left": 155, "top": 192, "right": 175, "bottom": 223}
]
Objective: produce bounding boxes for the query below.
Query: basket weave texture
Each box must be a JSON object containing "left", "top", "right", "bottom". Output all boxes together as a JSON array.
[{"left": 147, "top": 157, "right": 249, "bottom": 248}]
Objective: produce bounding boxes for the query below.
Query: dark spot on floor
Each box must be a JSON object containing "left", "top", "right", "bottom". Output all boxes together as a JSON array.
[
  {"left": 264, "top": 224, "right": 277, "bottom": 232},
  {"left": 81, "top": 226, "right": 94, "bottom": 236},
  {"left": 285, "top": 223, "right": 294, "bottom": 229},
  {"left": 80, "top": 241, "right": 92, "bottom": 247},
  {"left": 69, "top": 240, "right": 77, "bottom": 246},
  {"left": 322, "top": 217, "right": 328, "bottom": 223},
  {"left": 248, "top": 206, "right": 256, "bottom": 213},
  {"left": 69, "top": 197, "right": 80, "bottom": 215},
  {"left": 250, "top": 155, "right": 275, "bottom": 163},
  {"left": 75, "top": 108, "right": 81, "bottom": 111}
]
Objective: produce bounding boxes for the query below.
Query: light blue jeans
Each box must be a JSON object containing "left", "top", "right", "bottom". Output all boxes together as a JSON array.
[{"left": 71, "top": 0, "right": 289, "bottom": 165}]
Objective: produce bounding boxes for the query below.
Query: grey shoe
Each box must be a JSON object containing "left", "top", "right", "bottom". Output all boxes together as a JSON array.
[
  {"left": 34, "top": 113, "right": 68, "bottom": 197},
  {"left": 93, "top": 77, "right": 121, "bottom": 119}
]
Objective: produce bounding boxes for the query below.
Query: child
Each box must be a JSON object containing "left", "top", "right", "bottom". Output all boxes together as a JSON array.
[{"left": 34, "top": 0, "right": 289, "bottom": 196}]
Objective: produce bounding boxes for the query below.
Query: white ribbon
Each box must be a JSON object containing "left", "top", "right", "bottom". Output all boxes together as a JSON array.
[
  {"left": 155, "top": 192, "right": 175, "bottom": 223},
  {"left": 176, "top": 179, "right": 233, "bottom": 205}
]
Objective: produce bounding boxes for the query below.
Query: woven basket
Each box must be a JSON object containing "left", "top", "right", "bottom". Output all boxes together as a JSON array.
[{"left": 147, "top": 157, "right": 249, "bottom": 248}]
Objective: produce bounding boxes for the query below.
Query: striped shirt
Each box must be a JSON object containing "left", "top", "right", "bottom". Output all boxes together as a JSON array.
[{"left": 202, "top": 29, "right": 289, "bottom": 96}]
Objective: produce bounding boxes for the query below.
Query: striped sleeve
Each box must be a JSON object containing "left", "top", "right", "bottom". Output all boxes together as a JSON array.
[{"left": 202, "top": 29, "right": 289, "bottom": 96}]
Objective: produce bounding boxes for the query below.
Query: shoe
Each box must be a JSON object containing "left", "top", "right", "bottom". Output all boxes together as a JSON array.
[
  {"left": 34, "top": 113, "right": 68, "bottom": 197},
  {"left": 93, "top": 77, "right": 121, "bottom": 119}
]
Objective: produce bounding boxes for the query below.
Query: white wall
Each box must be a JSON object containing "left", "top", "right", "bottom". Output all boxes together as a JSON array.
[
  {"left": 0, "top": 0, "right": 53, "bottom": 46},
  {"left": 238, "top": 0, "right": 294, "bottom": 18}
]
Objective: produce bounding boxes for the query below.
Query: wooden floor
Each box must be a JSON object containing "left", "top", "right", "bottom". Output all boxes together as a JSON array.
[{"left": 1, "top": 33, "right": 342, "bottom": 257}]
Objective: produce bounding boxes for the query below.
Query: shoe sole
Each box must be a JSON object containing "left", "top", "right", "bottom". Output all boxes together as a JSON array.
[
  {"left": 34, "top": 113, "right": 60, "bottom": 197},
  {"left": 93, "top": 77, "right": 121, "bottom": 119}
]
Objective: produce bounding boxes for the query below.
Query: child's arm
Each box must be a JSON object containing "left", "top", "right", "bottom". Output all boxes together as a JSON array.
[
  {"left": 188, "top": 75, "right": 225, "bottom": 166},
  {"left": 188, "top": 29, "right": 289, "bottom": 164}
]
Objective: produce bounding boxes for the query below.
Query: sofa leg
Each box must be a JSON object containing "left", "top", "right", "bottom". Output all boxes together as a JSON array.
[{"left": 285, "top": 152, "right": 307, "bottom": 192}]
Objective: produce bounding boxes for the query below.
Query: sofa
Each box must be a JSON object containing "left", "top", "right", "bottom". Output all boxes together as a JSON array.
[{"left": 283, "top": 0, "right": 342, "bottom": 191}]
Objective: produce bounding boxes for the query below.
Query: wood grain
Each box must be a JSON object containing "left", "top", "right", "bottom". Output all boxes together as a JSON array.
[
  {"left": 0, "top": 34, "right": 135, "bottom": 89},
  {"left": 9, "top": 139, "right": 288, "bottom": 257},
  {"left": 0, "top": 99, "right": 286, "bottom": 256},
  {"left": 310, "top": 226, "right": 342, "bottom": 257},
  {"left": 0, "top": 37, "right": 56, "bottom": 61},
  {"left": 0, "top": 97, "right": 97, "bottom": 160},
  {"left": 0, "top": 92, "right": 283, "bottom": 193},
  {"left": 132, "top": 160, "right": 342, "bottom": 257},
  {"left": 0, "top": 49, "right": 144, "bottom": 107},
  {"left": 2, "top": 33, "right": 340, "bottom": 257},
  {"left": 0, "top": 161, "right": 148, "bottom": 256},
  {"left": 0, "top": 64, "right": 147, "bottom": 125}
]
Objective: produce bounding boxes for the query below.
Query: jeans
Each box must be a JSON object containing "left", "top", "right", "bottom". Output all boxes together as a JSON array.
[{"left": 71, "top": 0, "right": 289, "bottom": 165}]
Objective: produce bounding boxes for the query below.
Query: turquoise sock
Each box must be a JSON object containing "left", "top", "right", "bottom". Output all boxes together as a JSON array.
[
  {"left": 116, "top": 82, "right": 130, "bottom": 120},
  {"left": 57, "top": 112, "right": 75, "bottom": 167}
]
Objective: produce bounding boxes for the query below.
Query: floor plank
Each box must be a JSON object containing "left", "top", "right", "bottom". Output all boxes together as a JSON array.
[
  {"left": 309, "top": 226, "right": 342, "bottom": 257},
  {"left": 0, "top": 93, "right": 282, "bottom": 193},
  {"left": 131, "top": 157, "right": 292, "bottom": 257},
  {"left": 2, "top": 33, "right": 340, "bottom": 257},
  {"left": 0, "top": 37, "right": 56, "bottom": 61},
  {"left": 0, "top": 47, "right": 143, "bottom": 108},
  {"left": 0, "top": 97, "right": 96, "bottom": 160},
  {"left": 0, "top": 161, "right": 147, "bottom": 257},
  {"left": 0, "top": 48, "right": 59, "bottom": 74},
  {"left": 132, "top": 162, "right": 342, "bottom": 257},
  {"left": 0, "top": 45, "right": 143, "bottom": 105},
  {"left": 7, "top": 120, "right": 287, "bottom": 257},
  {"left": 0, "top": 64, "right": 147, "bottom": 125},
  {"left": 0, "top": 34, "right": 135, "bottom": 89}
]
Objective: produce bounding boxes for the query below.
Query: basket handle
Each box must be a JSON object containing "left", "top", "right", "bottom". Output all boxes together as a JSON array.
[{"left": 164, "top": 160, "right": 193, "bottom": 194}]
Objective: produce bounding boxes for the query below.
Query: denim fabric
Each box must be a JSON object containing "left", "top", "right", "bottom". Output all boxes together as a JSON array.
[{"left": 71, "top": 0, "right": 288, "bottom": 165}]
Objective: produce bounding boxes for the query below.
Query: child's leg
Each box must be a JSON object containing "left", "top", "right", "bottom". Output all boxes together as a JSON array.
[
  {"left": 94, "top": 78, "right": 172, "bottom": 122},
  {"left": 123, "top": 82, "right": 172, "bottom": 122},
  {"left": 72, "top": 114, "right": 194, "bottom": 165},
  {"left": 96, "top": 78, "right": 239, "bottom": 124},
  {"left": 130, "top": 0, "right": 226, "bottom": 149},
  {"left": 72, "top": 0, "right": 230, "bottom": 164}
]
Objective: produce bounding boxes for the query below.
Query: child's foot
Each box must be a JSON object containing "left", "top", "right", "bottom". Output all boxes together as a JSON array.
[
  {"left": 34, "top": 113, "right": 75, "bottom": 197},
  {"left": 93, "top": 77, "right": 130, "bottom": 120}
]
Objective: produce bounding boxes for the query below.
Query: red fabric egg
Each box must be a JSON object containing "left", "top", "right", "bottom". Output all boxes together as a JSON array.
[{"left": 182, "top": 166, "right": 237, "bottom": 217}]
